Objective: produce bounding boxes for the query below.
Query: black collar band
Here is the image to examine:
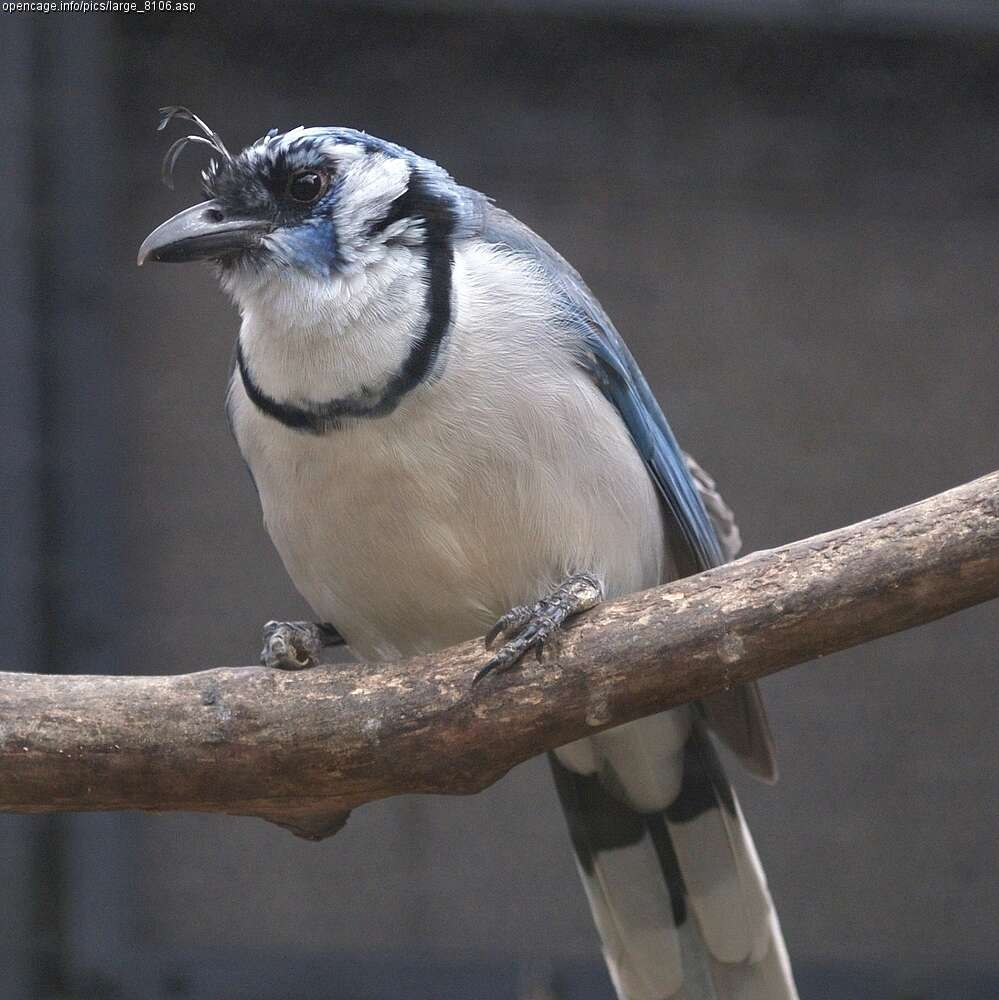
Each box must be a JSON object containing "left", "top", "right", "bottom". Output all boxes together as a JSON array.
[{"left": 239, "top": 170, "right": 456, "bottom": 434}]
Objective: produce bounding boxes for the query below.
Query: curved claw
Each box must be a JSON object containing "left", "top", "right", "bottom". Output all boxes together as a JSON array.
[
  {"left": 474, "top": 624, "right": 551, "bottom": 683},
  {"left": 473, "top": 659, "right": 502, "bottom": 684},
  {"left": 484, "top": 605, "right": 532, "bottom": 648}
]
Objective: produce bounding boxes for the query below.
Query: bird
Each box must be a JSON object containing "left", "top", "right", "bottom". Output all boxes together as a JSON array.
[{"left": 139, "top": 107, "right": 798, "bottom": 1000}]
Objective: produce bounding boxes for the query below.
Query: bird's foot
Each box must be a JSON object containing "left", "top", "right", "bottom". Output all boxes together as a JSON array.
[
  {"left": 260, "top": 620, "right": 330, "bottom": 670},
  {"left": 475, "top": 573, "right": 603, "bottom": 683}
]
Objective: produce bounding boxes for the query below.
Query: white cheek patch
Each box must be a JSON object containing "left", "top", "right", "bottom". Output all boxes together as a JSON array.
[{"left": 332, "top": 153, "right": 411, "bottom": 265}]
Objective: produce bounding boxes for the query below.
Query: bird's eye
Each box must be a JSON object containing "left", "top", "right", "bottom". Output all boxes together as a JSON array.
[{"left": 287, "top": 169, "right": 327, "bottom": 204}]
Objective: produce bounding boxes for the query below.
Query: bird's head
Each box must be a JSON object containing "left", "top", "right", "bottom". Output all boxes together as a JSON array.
[{"left": 138, "top": 108, "right": 461, "bottom": 301}]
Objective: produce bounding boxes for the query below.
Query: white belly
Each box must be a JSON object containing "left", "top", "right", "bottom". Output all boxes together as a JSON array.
[
  {"left": 229, "top": 363, "right": 665, "bottom": 661},
  {"left": 227, "top": 241, "right": 667, "bottom": 661}
]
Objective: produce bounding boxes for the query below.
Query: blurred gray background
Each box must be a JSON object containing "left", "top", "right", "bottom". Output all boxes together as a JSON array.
[{"left": 2, "top": 2, "right": 998, "bottom": 998}]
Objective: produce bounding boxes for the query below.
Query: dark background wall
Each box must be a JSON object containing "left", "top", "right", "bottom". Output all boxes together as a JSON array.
[{"left": 1, "top": 3, "right": 998, "bottom": 998}]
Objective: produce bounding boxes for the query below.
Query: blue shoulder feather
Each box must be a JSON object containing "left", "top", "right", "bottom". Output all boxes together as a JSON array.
[
  {"left": 581, "top": 328, "right": 724, "bottom": 574},
  {"left": 473, "top": 197, "right": 723, "bottom": 576}
]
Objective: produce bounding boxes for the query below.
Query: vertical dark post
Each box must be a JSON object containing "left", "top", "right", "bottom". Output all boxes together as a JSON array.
[
  {"left": 0, "top": 15, "right": 45, "bottom": 1000},
  {"left": 24, "top": 16, "right": 159, "bottom": 998}
]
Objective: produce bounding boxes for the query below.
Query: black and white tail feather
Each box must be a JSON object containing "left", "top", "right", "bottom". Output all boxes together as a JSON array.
[
  {"left": 552, "top": 715, "right": 795, "bottom": 1000},
  {"left": 550, "top": 471, "right": 796, "bottom": 1000}
]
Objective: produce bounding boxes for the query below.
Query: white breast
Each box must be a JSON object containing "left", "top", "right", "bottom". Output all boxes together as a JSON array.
[{"left": 229, "top": 242, "right": 665, "bottom": 660}]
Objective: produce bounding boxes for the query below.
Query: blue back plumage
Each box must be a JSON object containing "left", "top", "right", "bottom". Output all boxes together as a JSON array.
[
  {"left": 582, "top": 328, "right": 725, "bottom": 575},
  {"left": 472, "top": 196, "right": 724, "bottom": 577}
]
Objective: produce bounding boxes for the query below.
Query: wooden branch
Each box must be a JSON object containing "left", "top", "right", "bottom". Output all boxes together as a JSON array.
[{"left": 1, "top": 471, "right": 997, "bottom": 840}]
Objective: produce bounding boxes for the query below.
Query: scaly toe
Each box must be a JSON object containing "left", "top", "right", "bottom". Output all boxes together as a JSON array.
[
  {"left": 474, "top": 620, "right": 551, "bottom": 683},
  {"left": 473, "top": 646, "right": 524, "bottom": 683},
  {"left": 484, "top": 605, "right": 532, "bottom": 648},
  {"left": 260, "top": 621, "right": 321, "bottom": 671}
]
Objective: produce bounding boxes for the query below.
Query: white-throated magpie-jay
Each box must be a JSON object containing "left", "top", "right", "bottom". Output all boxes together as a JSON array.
[{"left": 139, "top": 108, "right": 797, "bottom": 1000}]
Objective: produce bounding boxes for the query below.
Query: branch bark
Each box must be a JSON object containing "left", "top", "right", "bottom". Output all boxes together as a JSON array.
[{"left": 1, "top": 471, "right": 997, "bottom": 840}]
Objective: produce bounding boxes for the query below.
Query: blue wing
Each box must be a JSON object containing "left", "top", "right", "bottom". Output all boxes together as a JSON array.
[
  {"left": 472, "top": 197, "right": 775, "bottom": 780},
  {"left": 474, "top": 199, "right": 723, "bottom": 576},
  {"left": 580, "top": 324, "right": 725, "bottom": 576}
]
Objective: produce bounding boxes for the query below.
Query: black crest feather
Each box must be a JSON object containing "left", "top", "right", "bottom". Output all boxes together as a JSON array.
[{"left": 157, "top": 106, "right": 233, "bottom": 190}]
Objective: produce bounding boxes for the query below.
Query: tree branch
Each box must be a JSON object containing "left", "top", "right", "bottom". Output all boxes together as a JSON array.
[{"left": 1, "top": 471, "right": 997, "bottom": 839}]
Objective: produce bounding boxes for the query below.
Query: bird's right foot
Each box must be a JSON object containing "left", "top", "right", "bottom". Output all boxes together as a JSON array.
[{"left": 260, "top": 620, "right": 345, "bottom": 670}]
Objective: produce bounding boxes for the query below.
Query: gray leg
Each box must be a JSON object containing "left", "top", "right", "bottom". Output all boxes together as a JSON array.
[
  {"left": 260, "top": 620, "right": 345, "bottom": 671},
  {"left": 475, "top": 573, "right": 603, "bottom": 683}
]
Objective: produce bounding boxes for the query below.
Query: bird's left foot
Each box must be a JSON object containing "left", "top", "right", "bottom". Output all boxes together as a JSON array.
[{"left": 475, "top": 573, "right": 603, "bottom": 683}]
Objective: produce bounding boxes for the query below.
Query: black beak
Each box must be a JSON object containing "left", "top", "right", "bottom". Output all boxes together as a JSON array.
[{"left": 137, "top": 199, "right": 271, "bottom": 265}]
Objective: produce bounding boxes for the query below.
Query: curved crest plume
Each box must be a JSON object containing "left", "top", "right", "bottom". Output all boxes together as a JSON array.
[{"left": 157, "top": 106, "right": 234, "bottom": 190}]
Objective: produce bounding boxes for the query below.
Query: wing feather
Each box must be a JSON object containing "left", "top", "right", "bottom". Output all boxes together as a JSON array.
[{"left": 472, "top": 197, "right": 775, "bottom": 778}]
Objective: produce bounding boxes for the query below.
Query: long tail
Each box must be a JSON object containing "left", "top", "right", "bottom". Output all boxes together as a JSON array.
[{"left": 551, "top": 709, "right": 798, "bottom": 1000}]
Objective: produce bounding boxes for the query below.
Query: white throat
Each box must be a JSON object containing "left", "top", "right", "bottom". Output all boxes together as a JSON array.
[{"left": 232, "top": 245, "right": 428, "bottom": 405}]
